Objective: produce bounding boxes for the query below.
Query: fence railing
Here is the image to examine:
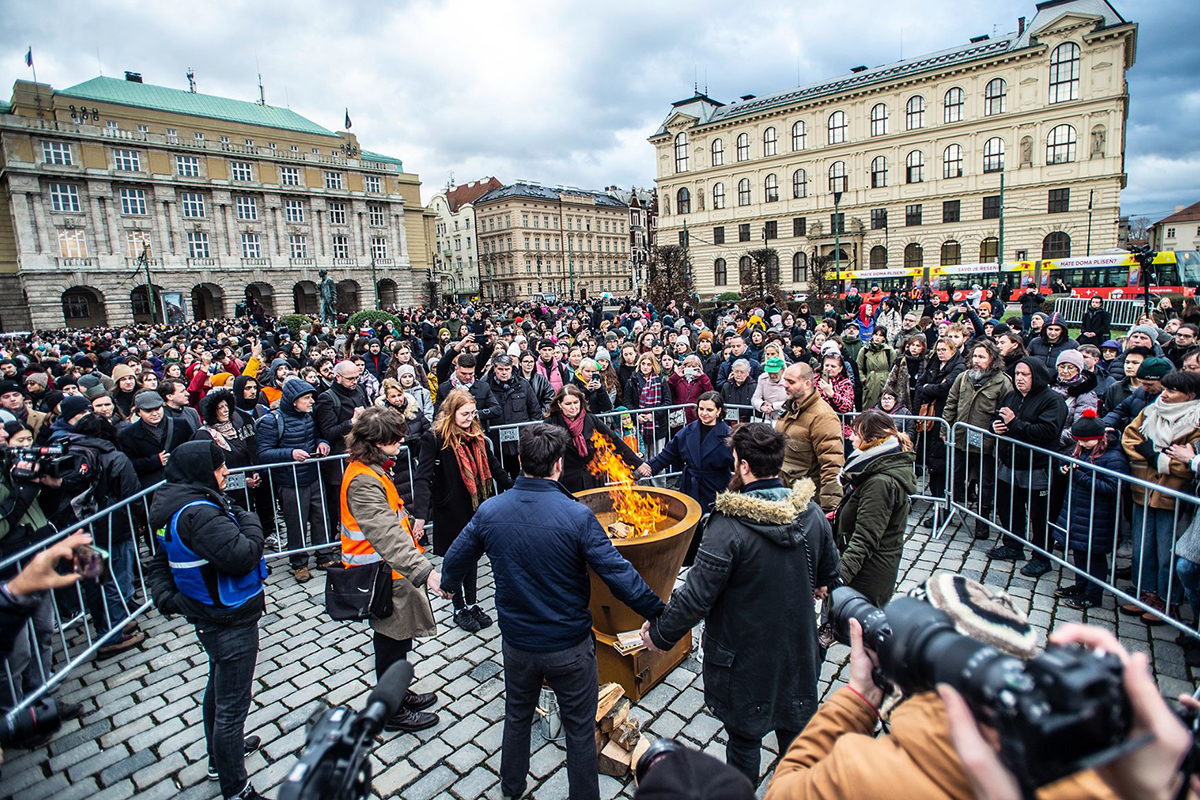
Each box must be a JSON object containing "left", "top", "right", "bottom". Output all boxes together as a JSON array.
[{"left": 1052, "top": 296, "right": 1145, "bottom": 328}]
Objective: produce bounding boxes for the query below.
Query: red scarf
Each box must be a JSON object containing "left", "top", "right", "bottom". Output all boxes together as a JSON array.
[
  {"left": 451, "top": 433, "right": 493, "bottom": 510},
  {"left": 566, "top": 412, "right": 588, "bottom": 457}
]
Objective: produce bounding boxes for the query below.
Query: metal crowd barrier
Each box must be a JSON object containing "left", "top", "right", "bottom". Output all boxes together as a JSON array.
[{"left": 1052, "top": 296, "right": 1144, "bottom": 328}]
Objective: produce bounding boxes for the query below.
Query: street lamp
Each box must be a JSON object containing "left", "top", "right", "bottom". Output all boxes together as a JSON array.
[{"left": 833, "top": 190, "right": 843, "bottom": 288}]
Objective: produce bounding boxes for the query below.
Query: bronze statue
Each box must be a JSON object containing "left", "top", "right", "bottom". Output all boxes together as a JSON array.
[{"left": 318, "top": 269, "right": 338, "bottom": 324}]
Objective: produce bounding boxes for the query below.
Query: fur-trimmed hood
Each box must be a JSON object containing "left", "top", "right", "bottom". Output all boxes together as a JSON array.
[{"left": 712, "top": 479, "right": 816, "bottom": 547}]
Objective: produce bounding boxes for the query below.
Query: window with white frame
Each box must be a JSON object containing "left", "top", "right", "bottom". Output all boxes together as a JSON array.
[
  {"left": 368, "top": 205, "right": 385, "bottom": 226},
  {"left": 944, "top": 87, "right": 965, "bottom": 123},
  {"left": 119, "top": 187, "right": 146, "bottom": 215},
  {"left": 372, "top": 237, "right": 387, "bottom": 260},
  {"left": 241, "top": 232, "right": 261, "bottom": 259},
  {"left": 828, "top": 111, "right": 847, "bottom": 144},
  {"left": 828, "top": 161, "right": 848, "bottom": 193},
  {"left": 58, "top": 229, "right": 87, "bottom": 258},
  {"left": 106, "top": 120, "right": 118, "bottom": 132},
  {"left": 983, "top": 137, "right": 1005, "bottom": 172},
  {"left": 194, "top": 132, "right": 205, "bottom": 142},
  {"left": 289, "top": 234, "right": 308, "bottom": 259},
  {"left": 113, "top": 149, "right": 140, "bottom": 171},
  {"left": 364, "top": 174, "right": 381, "bottom": 193},
  {"left": 280, "top": 166, "right": 300, "bottom": 186},
  {"left": 906, "top": 96, "right": 925, "bottom": 130},
  {"left": 674, "top": 132, "right": 689, "bottom": 173},
  {"left": 284, "top": 199, "right": 304, "bottom": 223},
  {"left": 324, "top": 171, "right": 344, "bottom": 190},
  {"left": 332, "top": 235, "right": 349, "bottom": 259},
  {"left": 792, "top": 169, "right": 808, "bottom": 198},
  {"left": 125, "top": 230, "right": 151, "bottom": 259},
  {"left": 42, "top": 141, "right": 73, "bottom": 165},
  {"left": 984, "top": 78, "right": 1007, "bottom": 116},
  {"left": 1046, "top": 124, "right": 1077, "bottom": 164},
  {"left": 711, "top": 138, "right": 724, "bottom": 167},
  {"left": 905, "top": 150, "right": 925, "bottom": 183},
  {"left": 49, "top": 183, "right": 80, "bottom": 212},
  {"left": 181, "top": 192, "right": 206, "bottom": 218},
  {"left": 737, "top": 178, "right": 751, "bottom": 206},
  {"left": 763, "top": 127, "right": 778, "bottom": 157},
  {"left": 137, "top": 125, "right": 149, "bottom": 135},
  {"left": 1049, "top": 42, "right": 1081, "bottom": 104},
  {"left": 764, "top": 174, "right": 779, "bottom": 203},
  {"left": 187, "top": 231, "right": 210, "bottom": 258},
  {"left": 329, "top": 202, "right": 346, "bottom": 225},
  {"left": 943, "top": 143, "right": 964, "bottom": 178},
  {"left": 176, "top": 155, "right": 201, "bottom": 177},
  {"left": 229, "top": 161, "right": 253, "bottom": 181},
  {"left": 791, "top": 120, "right": 807, "bottom": 151},
  {"left": 712, "top": 182, "right": 726, "bottom": 209},
  {"left": 870, "top": 104, "right": 888, "bottom": 137},
  {"left": 235, "top": 195, "right": 257, "bottom": 220},
  {"left": 871, "top": 156, "right": 888, "bottom": 188},
  {"left": 736, "top": 133, "right": 749, "bottom": 161}
]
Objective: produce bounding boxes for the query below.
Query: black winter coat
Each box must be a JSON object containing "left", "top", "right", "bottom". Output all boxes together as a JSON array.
[
  {"left": 648, "top": 479, "right": 840, "bottom": 738},
  {"left": 545, "top": 412, "right": 643, "bottom": 493},
  {"left": 487, "top": 373, "right": 542, "bottom": 458},
  {"left": 994, "top": 357, "right": 1068, "bottom": 479},
  {"left": 1079, "top": 308, "right": 1111, "bottom": 346},
  {"left": 314, "top": 381, "right": 370, "bottom": 483},
  {"left": 912, "top": 353, "right": 966, "bottom": 417},
  {"left": 118, "top": 415, "right": 194, "bottom": 488},
  {"left": 1026, "top": 332, "right": 1080, "bottom": 369},
  {"left": 1052, "top": 445, "right": 1129, "bottom": 554},
  {"left": 624, "top": 373, "right": 675, "bottom": 440},
  {"left": 413, "top": 431, "right": 513, "bottom": 556}
]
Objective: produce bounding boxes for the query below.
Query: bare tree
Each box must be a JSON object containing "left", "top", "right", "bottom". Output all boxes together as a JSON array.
[
  {"left": 740, "top": 247, "right": 783, "bottom": 307},
  {"left": 646, "top": 244, "right": 695, "bottom": 308},
  {"left": 1128, "top": 215, "right": 1152, "bottom": 241}
]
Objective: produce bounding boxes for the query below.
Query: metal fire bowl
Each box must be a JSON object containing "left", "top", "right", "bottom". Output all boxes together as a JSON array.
[{"left": 574, "top": 486, "right": 702, "bottom": 637}]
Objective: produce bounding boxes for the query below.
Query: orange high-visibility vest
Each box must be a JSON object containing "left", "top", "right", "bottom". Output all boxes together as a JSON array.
[{"left": 339, "top": 461, "right": 423, "bottom": 579}]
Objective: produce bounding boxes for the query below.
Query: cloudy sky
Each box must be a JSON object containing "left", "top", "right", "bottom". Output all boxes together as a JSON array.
[{"left": 2, "top": 0, "right": 1195, "bottom": 223}]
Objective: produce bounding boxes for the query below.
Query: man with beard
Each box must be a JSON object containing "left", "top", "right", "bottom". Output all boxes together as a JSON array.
[
  {"left": 487, "top": 353, "right": 541, "bottom": 479},
  {"left": 777, "top": 363, "right": 845, "bottom": 514},
  {"left": 890, "top": 312, "right": 921, "bottom": 350},
  {"left": 642, "top": 423, "right": 839, "bottom": 785},
  {"left": 942, "top": 340, "right": 1013, "bottom": 538}
]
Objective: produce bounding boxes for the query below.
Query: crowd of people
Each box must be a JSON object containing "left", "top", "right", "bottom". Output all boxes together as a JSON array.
[{"left": 2, "top": 285, "right": 1200, "bottom": 798}]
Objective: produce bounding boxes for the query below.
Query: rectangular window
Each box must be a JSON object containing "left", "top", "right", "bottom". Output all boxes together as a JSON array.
[
  {"left": 49, "top": 183, "right": 81, "bottom": 212},
  {"left": 125, "top": 230, "right": 151, "bottom": 259},
  {"left": 329, "top": 201, "right": 346, "bottom": 225},
  {"left": 119, "top": 187, "right": 146, "bottom": 216},
  {"left": 364, "top": 175, "right": 381, "bottom": 193},
  {"left": 793, "top": 217, "right": 806, "bottom": 237},
  {"left": 368, "top": 205, "right": 385, "bottom": 226},
  {"left": 905, "top": 204, "right": 922, "bottom": 226},
  {"left": 113, "top": 149, "right": 140, "bottom": 171},
  {"left": 194, "top": 132, "right": 205, "bottom": 142},
  {"left": 235, "top": 195, "right": 257, "bottom": 220},
  {"left": 42, "top": 141, "right": 73, "bottom": 165},
  {"left": 764, "top": 220, "right": 778, "bottom": 239},
  {"left": 58, "top": 229, "right": 87, "bottom": 258},
  {"left": 280, "top": 166, "right": 300, "bottom": 186},
  {"left": 284, "top": 199, "right": 305, "bottom": 223},
  {"left": 943, "top": 200, "right": 961, "bottom": 223},
  {"left": 1048, "top": 188, "right": 1070, "bottom": 214},
  {"left": 324, "top": 171, "right": 344, "bottom": 190},
  {"left": 982, "top": 195, "right": 1001, "bottom": 220},
  {"left": 738, "top": 223, "right": 751, "bottom": 243},
  {"left": 229, "top": 160, "right": 253, "bottom": 181},
  {"left": 181, "top": 192, "right": 206, "bottom": 218},
  {"left": 187, "top": 231, "right": 210, "bottom": 258},
  {"left": 713, "top": 226, "right": 725, "bottom": 245},
  {"left": 176, "top": 155, "right": 201, "bottom": 177},
  {"left": 241, "top": 232, "right": 261, "bottom": 259},
  {"left": 871, "top": 208, "right": 888, "bottom": 230},
  {"left": 830, "top": 213, "right": 845, "bottom": 235},
  {"left": 372, "top": 237, "right": 388, "bottom": 260},
  {"left": 289, "top": 234, "right": 308, "bottom": 259},
  {"left": 332, "top": 235, "right": 349, "bottom": 259}
]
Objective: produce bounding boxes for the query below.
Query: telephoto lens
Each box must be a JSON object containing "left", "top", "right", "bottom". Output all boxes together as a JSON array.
[{"left": 0, "top": 698, "right": 62, "bottom": 747}]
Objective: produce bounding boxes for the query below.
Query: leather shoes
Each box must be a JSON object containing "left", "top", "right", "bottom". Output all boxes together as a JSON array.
[
  {"left": 453, "top": 608, "right": 482, "bottom": 633},
  {"left": 1020, "top": 559, "right": 1052, "bottom": 578},
  {"left": 470, "top": 606, "right": 494, "bottom": 630},
  {"left": 404, "top": 690, "right": 437, "bottom": 712},
  {"left": 384, "top": 707, "right": 438, "bottom": 732}
]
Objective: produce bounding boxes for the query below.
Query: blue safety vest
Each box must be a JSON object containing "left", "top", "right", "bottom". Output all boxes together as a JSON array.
[{"left": 157, "top": 500, "right": 267, "bottom": 608}]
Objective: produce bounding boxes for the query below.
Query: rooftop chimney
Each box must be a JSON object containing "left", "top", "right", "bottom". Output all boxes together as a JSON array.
[
  {"left": 124, "top": 71, "right": 142, "bottom": 83},
  {"left": 970, "top": 35, "right": 990, "bottom": 43},
  {"left": 740, "top": 94, "right": 755, "bottom": 101},
  {"left": 1018, "top": 16, "right": 1026, "bottom": 35},
  {"left": 850, "top": 65, "right": 867, "bottom": 73}
]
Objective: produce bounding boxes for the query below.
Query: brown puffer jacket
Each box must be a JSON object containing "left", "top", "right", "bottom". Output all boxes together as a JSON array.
[{"left": 777, "top": 391, "right": 845, "bottom": 513}]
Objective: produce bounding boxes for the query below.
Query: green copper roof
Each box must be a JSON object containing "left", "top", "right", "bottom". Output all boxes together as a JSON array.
[
  {"left": 360, "top": 148, "right": 402, "bottom": 168},
  {"left": 0, "top": 100, "right": 10, "bottom": 114},
  {"left": 57, "top": 76, "right": 341, "bottom": 138}
]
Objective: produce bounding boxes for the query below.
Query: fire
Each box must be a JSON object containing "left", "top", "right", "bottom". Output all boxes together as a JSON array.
[{"left": 587, "top": 431, "right": 666, "bottom": 539}]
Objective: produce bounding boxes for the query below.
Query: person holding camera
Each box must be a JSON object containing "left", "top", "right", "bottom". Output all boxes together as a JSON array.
[
  {"left": 146, "top": 440, "right": 268, "bottom": 800},
  {"left": 642, "top": 423, "right": 840, "bottom": 785}
]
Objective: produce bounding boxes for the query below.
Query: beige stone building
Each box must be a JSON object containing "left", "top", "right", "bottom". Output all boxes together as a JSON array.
[
  {"left": 427, "top": 177, "right": 502, "bottom": 301},
  {"left": 0, "top": 73, "right": 432, "bottom": 329},
  {"left": 650, "top": 0, "right": 1137, "bottom": 299},
  {"left": 1150, "top": 201, "right": 1200, "bottom": 253},
  {"left": 474, "top": 182, "right": 633, "bottom": 302}
]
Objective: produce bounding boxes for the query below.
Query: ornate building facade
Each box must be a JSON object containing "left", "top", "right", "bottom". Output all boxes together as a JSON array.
[
  {"left": 427, "top": 177, "right": 502, "bottom": 301},
  {"left": 0, "top": 73, "right": 430, "bottom": 329},
  {"left": 650, "top": 0, "right": 1137, "bottom": 299}
]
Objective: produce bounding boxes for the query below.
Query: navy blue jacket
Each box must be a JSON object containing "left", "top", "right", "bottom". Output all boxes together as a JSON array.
[
  {"left": 648, "top": 420, "right": 734, "bottom": 514},
  {"left": 441, "top": 476, "right": 665, "bottom": 652},
  {"left": 1102, "top": 386, "right": 1157, "bottom": 433},
  {"left": 1052, "top": 445, "right": 1129, "bottom": 553},
  {"left": 255, "top": 380, "right": 327, "bottom": 487}
]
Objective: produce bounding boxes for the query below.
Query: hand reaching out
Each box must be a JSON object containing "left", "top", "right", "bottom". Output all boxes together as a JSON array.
[
  {"left": 426, "top": 569, "right": 453, "bottom": 600},
  {"left": 7, "top": 532, "right": 92, "bottom": 596},
  {"left": 636, "top": 463, "right": 653, "bottom": 478}
]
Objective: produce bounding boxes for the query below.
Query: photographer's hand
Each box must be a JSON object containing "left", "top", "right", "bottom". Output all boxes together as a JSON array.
[
  {"left": 6, "top": 532, "right": 92, "bottom": 596},
  {"left": 847, "top": 618, "right": 884, "bottom": 710},
  {"left": 939, "top": 684, "right": 1020, "bottom": 800}
]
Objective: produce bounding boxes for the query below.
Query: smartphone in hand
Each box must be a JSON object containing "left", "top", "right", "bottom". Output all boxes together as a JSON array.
[{"left": 73, "top": 544, "right": 110, "bottom": 581}]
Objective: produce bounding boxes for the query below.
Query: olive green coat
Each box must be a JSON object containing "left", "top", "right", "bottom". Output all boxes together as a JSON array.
[
  {"left": 941, "top": 369, "right": 1013, "bottom": 453},
  {"left": 857, "top": 343, "right": 896, "bottom": 410}
]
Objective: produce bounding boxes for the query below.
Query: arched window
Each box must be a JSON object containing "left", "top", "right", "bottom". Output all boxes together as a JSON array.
[
  {"left": 944, "top": 87, "right": 964, "bottom": 123},
  {"left": 984, "top": 78, "right": 1007, "bottom": 116},
  {"left": 737, "top": 178, "right": 751, "bottom": 206},
  {"left": 674, "top": 132, "right": 689, "bottom": 173},
  {"left": 1042, "top": 232, "right": 1071, "bottom": 259},
  {"left": 904, "top": 243, "right": 924, "bottom": 268},
  {"left": 943, "top": 144, "right": 964, "bottom": 178},
  {"left": 764, "top": 174, "right": 779, "bottom": 203},
  {"left": 714, "top": 258, "right": 727, "bottom": 286},
  {"left": 792, "top": 251, "right": 807, "bottom": 283},
  {"left": 763, "top": 127, "right": 778, "bottom": 157},
  {"left": 906, "top": 96, "right": 925, "bottom": 130},
  {"left": 941, "top": 240, "right": 961, "bottom": 266},
  {"left": 906, "top": 150, "right": 925, "bottom": 183},
  {"left": 870, "top": 245, "right": 888, "bottom": 268},
  {"left": 712, "top": 182, "right": 726, "bottom": 209},
  {"left": 871, "top": 156, "right": 888, "bottom": 188},
  {"left": 792, "top": 169, "right": 808, "bottom": 198},
  {"left": 980, "top": 236, "right": 999, "bottom": 263},
  {"left": 711, "top": 138, "right": 724, "bottom": 167},
  {"left": 736, "top": 133, "right": 749, "bottom": 161},
  {"left": 983, "top": 137, "right": 1005, "bottom": 173},
  {"left": 738, "top": 255, "right": 752, "bottom": 282},
  {"left": 1046, "top": 124, "right": 1077, "bottom": 164},
  {"left": 791, "top": 120, "right": 807, "bottom": 151},
  {"left": 1049, "top": 42, "right": 1081, "bottom": 104},
  {"left": 676, "top": 187, "right": 691, "bottom": 215},
  {"left": 828, "top": 111, "right": 847, "bottom": 144},
  {"left": 828, "top": 161, "right": 847, "bottom": 193},
  {"left": 870, "top": 103, "right": 888, "bottom": 137}
]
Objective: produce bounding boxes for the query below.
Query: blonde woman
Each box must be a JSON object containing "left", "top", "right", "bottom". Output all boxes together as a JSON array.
[{"left": 624, "top": 352, "right": 674, "bottom": 455}]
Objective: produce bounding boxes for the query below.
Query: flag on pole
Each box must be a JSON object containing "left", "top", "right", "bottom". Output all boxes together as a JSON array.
[
  {"left": 344, "top": 108, "right": 352, "bottom": 130},
  {"left": 25, "top": 47, "right": 33, "bottom": 68}
]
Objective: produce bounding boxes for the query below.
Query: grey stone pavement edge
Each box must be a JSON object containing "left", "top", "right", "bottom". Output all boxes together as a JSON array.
[{"left": 1, "top": 499, "right": 1195, "bottom": 800}]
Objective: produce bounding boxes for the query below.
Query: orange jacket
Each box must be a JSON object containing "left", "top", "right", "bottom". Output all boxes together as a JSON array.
[{"left": 339, "top": 461, "right": 422, "bottom": 579}]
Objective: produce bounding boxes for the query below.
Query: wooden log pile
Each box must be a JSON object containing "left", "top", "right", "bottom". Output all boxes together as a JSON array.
[{"left": 594, "top": 682, "right": 651, "bottom": 777}]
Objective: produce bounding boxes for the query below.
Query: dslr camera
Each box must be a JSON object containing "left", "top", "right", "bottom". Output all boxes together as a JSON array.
[
  {"left": 830, "top": 587, "right": 1135, "bottom": 789},
  {"left": 2, "top": 442, "right": 80, "bottom": 482}
]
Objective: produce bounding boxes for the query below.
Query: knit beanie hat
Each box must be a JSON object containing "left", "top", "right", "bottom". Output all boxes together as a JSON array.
[
  {"left": 1055, "top": 349, "right": 1086, "bottom": 372},
  {"left": 397, "top": 364, "right": 416, "bottom": 380},
  {"left": 1137, "top": 356, "right": 1173, "bottom": 381},
  {"left": 907, "top": 572, "right": 1037, "bottom": 660},
  {"left": 78, "top": 373, "right": 102, "bottom": 391},
  {"left": 635, "top": 748, "right": 755, "bottom": 800},
  {"left": 111, "top": 363, "right": 138, "bottom": 382},
  {"left": 0, "top": 380, "right": 22, "bottom": 397},
  {"left": 1100, "top": 339, "right": 1121, "bottom": 353},
  {"left": 1071, "top": 408, "right": 1106, "bottom": 441},
  {"left": 1129, "top": 324, "right": 1159, "bottom": 343},
  {"left": 698, "top": 330, "right": 714, "bottom": 342},
  {"left": 58, "top": 395, "right": 91, "bottom": 422},
  {"left": 23, "top": 372, "right": 49, "bottom": 390}
]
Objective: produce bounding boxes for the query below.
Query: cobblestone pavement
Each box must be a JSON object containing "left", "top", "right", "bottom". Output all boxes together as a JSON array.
[{"left": 2, "top": 503, "right": 1194, "bottom": 800}]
